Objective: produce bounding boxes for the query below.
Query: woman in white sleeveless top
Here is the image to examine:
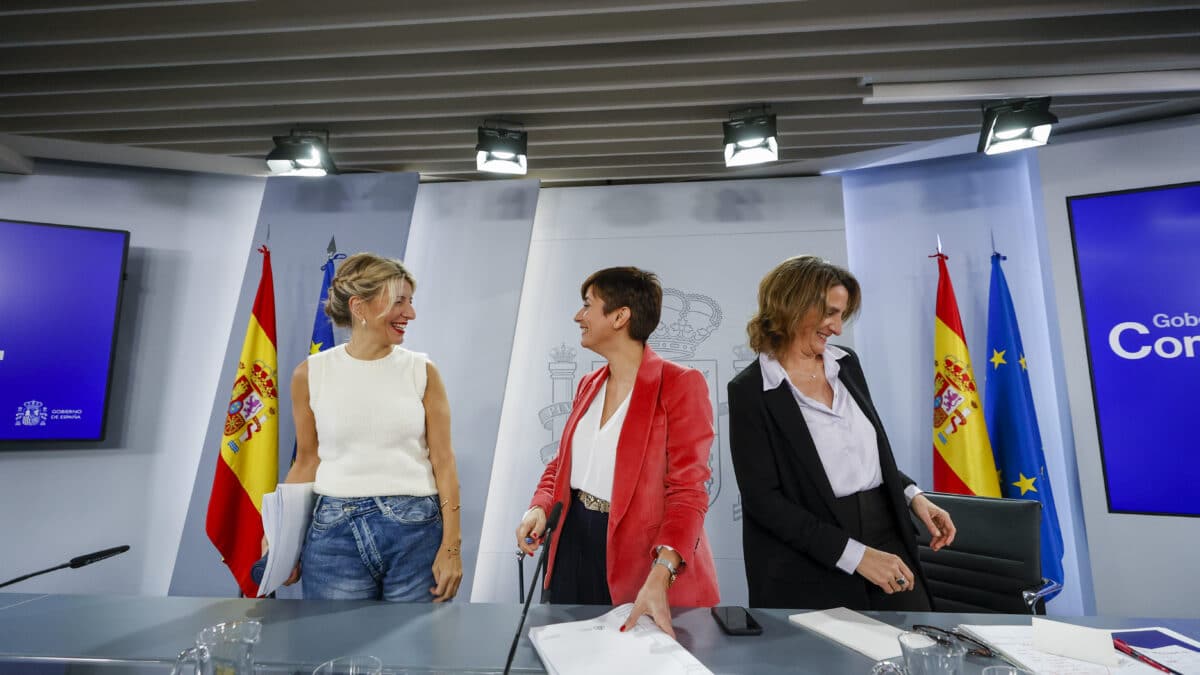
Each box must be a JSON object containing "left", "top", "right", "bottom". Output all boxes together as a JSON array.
[{"left": 280, "top": 253, "right": 463, "bottom": 602}]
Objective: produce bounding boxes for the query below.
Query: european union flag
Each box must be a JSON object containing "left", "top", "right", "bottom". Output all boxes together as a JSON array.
[
  {"left": 984, "top": 252, "right": 1065, "bottom": 600},
  {"left": 291, "top": 244, "right": 343, "bottom": 464},
  {"left": 308, "top": 252, "right": 340, "bottom": 355}
]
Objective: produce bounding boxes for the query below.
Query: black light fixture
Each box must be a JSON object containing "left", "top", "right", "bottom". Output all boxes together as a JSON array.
[
  {"left": 476, "top": 123, "right": 528, "bottom": 175},
  {"left": 723, "top": 106, "right": 778, "bottom": 167},
  {"left": 977, "top": 97, "right": 1058, "bottom": 155},
  {"left": 266, "top": 129, "right": 337, "bottom": 176}
]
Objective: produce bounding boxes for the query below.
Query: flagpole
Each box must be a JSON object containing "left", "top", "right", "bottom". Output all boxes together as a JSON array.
[{"left": 931, "top": 234, "right": 947, "bottom": 262}]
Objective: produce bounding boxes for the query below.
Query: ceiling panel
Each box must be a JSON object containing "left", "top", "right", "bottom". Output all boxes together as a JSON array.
[{"left": 2, "top": 0, "right": 1198, "bottom": 185}]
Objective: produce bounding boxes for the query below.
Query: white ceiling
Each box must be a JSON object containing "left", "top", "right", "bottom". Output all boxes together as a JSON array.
[{"left": 2, "top": 0, "right": 1199, "bottom": 184}]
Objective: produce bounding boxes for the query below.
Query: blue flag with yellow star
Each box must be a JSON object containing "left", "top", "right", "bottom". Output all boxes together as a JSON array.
[
  {"left": 985, "top": 252, "right": 1065, "bottom": 600},
  {"left": 290, "top": 248, "right": 342, "bottom": 464},
  {"left": 308, "top": 254, "right": 338, "bottom": 356}
]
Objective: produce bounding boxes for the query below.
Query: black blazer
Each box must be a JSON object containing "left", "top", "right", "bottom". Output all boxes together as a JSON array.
[{"left": 726, "top": 346, "right": 930, "bottom": 609}]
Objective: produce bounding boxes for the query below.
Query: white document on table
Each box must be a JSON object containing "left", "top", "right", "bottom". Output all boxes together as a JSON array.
[
  {"left": 959, "top": 624, "right": 1160, "bottom": 675},
  {"left": 528, "top": 603, "right": 713, "bottom": 675},
  {"left": 788, "top": 606, "right": 903, "bottom": 662},
  {"left": 256, "top": 482, "right": 315, "bottom": 598},
  {"left": 1033, "top": 617, "right": 1122, "bottom": 667}
]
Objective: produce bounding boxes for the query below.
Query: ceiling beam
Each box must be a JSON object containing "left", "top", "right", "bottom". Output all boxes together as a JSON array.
[
  {"left": 19, "top": 98, "right": 1162, "bottom": 146},
  {"left": 0, "top": 79, "right": 866, "bottom": 133},
  {"left": 4, "top": 2, "right": 1199, "bottom": 73},
  {"left": 6, "top": 39, "right": 1200, "bottom": 118},
  {"left": 5, "top": 11, "right": 1199, "bottom": 94}
]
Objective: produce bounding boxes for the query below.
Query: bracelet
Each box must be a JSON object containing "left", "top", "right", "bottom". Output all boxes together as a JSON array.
[
  {"left": 443, "top": 545, "right": 460, "bottom": 556},
  {"left": 652, "top": 558, "right": 678, "bottom": 588},
  {"left": 440, "top": 499, "right": 462, "bottom": 512}
]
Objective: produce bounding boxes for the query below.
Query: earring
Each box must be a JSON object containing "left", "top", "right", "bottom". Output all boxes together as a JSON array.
[{"left": 360, "top": 316, "right": 366, "bottom": 327}]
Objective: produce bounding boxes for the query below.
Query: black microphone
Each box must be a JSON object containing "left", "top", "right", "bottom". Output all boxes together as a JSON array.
[
  {"left": 0, "top": 545, "right": 131, "bottom": 590},
  {"left": 69, "top": 545, "right": 130, "bottom": 569},
  {"left": 503, "top": 502, "right": 564, "bottom": 675}
]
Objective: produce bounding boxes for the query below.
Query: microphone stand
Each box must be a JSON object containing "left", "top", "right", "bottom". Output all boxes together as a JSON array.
[
  {"left": 503, "top": 503, "right": 563, "bottom": 675},
  {"left": 0, "top": 545, "right": 131, "bottom": 590},
  {"left": 516, "top": 549, "right": 527, "bottom": 604}
]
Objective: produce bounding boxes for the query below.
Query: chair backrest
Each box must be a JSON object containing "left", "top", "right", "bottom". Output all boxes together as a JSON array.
[{"left": 912, "top": 492, "right": 1043, "bottom": 614}]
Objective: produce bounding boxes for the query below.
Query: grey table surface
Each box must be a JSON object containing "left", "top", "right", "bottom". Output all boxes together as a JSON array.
[{"left": 1, "top": 593, "right": 1198, "bottom": 674}]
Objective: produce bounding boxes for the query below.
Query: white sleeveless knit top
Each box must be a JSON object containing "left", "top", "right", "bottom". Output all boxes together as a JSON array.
[{"left": 308, "top": 344, "right": 438, "bottom": 498}]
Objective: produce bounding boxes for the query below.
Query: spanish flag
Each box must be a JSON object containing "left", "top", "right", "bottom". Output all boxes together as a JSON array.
[
  {"left": 932, "top": 253, "right": 1000, "bottom": 497},
  {"left": 206, "top": 245, "right": 280, "bottom": 596}
]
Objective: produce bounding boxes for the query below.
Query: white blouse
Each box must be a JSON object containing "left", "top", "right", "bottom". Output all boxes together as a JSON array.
[
  {"left": 759, "top": 348, "right": 920, "bottom": 574},
  {"left": 569, "top": 376, "right": 631, "bottom": 502}
]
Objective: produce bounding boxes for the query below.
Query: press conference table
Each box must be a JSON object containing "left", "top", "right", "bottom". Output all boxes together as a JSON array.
[{"left": 2, "top": 593, "right": 1198, "bottom": 674}]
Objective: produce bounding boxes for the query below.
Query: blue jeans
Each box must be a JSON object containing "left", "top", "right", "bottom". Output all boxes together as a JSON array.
[{"left": 301, "top": 494, "right": 443, "bottom": 602}]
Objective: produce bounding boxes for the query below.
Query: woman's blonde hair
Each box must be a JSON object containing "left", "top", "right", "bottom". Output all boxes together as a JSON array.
[
  {"left": 324, "top": 252, "right": 416, "bottom": 327},
  {"left": 747, "top": 255, "right": 860, "bottom": 358}
]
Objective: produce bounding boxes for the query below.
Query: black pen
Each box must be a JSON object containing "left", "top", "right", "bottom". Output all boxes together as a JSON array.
[{"left": 1113, "top": 637, "right": 1183, "bottom": 675}]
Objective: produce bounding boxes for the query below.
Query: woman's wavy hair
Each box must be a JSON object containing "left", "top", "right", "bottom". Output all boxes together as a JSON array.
[
  {"left": 324, "top": 252, "right": 416, "bottom": 327},
  {"left": 747, "top": 255, "right": 861, "bottom": 358}
]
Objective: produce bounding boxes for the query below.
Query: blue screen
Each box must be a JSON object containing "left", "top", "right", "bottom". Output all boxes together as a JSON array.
[
  {"left": 1068, "top": 182, "right": 1200, "bottom": 516},
  {"left": 1, "top": 219, "right": 129, "bottom": 442}
]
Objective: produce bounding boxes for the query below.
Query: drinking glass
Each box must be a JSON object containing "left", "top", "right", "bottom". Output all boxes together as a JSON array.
[
  {"left": 312, "top": 655, "right": 384, "bottom": 675},
  {"left": 171, "top": 619, "right": 261, "bottom": 675},
  {"left": 898, "top": 630, "right": 966, "bottom": 675}
]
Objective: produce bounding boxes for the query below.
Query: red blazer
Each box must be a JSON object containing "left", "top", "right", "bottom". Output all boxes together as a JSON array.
[{"left": 530, "top": 345, "right": 720, "bottom": 607}]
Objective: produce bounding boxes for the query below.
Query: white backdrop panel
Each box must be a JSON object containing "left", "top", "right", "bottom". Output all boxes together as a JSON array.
[
  {"left": 404, "top": 178, "right": 540, "bottom": 603},
  {"left": 842, "top": 151, "right": 1091, "bottom": 615},
  {"left": 0, "top": 161, "right": 265, "bottom": 595},
  {"left": 472, "top": 176, "right": 848, "bottom": 605}
]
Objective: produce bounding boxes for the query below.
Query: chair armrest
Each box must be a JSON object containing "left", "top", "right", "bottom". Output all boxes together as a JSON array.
[{"left": 1023, "top": 578, "right": 1062, "bottom": 614}]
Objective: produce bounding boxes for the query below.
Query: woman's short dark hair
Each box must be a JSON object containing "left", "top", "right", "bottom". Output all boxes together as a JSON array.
[
  {"left": 580, "top": 267, "right": 662, "bottom": 342},
  {"left": 747, "top": 255, "right": 861, "bottom": 358}
]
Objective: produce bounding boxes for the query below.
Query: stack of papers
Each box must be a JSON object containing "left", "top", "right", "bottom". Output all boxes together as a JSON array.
[
  {"left": 256, "top": 482, "right": 315, "bottom": 597},
  {"left": 528, "top": 604, "right": 713, "bottom": 675},
  {"left": 958, "top": 623, "right": 1167, "bottom": 674},
  {"left": 788, "top": 607, "right": 904, "bottom": 661}
]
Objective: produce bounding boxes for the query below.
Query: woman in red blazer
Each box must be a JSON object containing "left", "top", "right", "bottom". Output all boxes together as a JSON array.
[{"left": 515, "top": 267, "right": 719, "bottom": 637}]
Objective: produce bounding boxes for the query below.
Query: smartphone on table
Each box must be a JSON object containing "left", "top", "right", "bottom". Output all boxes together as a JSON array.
[{"left": 711, "top": 606, "right": 763, "bottom": 636}]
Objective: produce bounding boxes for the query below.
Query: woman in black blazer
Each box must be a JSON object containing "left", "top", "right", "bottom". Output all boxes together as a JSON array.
[{"left": 727, "top": 256, "right": 956, "bottom": 610}]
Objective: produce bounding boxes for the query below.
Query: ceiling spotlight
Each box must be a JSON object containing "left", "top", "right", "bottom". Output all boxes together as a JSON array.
[
  {"left": 723, "top": 107, "right": 778, "bottom": 167},
  {"left": 476, "top": 124, "right": 528, "bottom": 175},
  {"left": 978, "top": 97, "right": 1058, "bottom": 155},
  {"left": 266, "top": 130, "right": 337, "bottom": 177}
]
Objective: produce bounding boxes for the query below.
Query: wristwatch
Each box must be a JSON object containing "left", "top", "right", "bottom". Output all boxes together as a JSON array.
[{"left": 652, "top": 557, "right": 678, "bottom": 588}]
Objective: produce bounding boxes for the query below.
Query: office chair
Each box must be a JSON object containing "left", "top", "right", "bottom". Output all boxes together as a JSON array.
[{"left": 912, "top": 492, "right": 1061, "bottom": 614}]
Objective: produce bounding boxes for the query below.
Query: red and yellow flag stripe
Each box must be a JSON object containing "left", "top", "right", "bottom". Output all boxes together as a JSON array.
[
  {"left": 932, "top": 254, "right": 1000, "bottom": 497},
  {"left": 206, "top": 245, "right": 279, "bottom": 596}
]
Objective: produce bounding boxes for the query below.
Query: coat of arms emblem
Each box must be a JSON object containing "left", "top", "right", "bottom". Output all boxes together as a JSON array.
[{"left": 14, "top": 400, "right": 48, "bottom": 427}]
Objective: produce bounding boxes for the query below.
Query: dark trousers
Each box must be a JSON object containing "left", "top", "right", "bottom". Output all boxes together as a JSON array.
[
  {"left": 546, "top": 495, "right": 612, "bottom": 605},
  {"left": 834, "top": 486, "right": 932, "bottom": 612}
]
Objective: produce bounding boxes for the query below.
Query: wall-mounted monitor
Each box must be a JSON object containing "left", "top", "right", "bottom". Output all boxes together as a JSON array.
[
  {"left": 1, "top": 219, "right": 130, "bottom": 443},
  {"left": 1068, "top": 181, "right": 1200, "bottom": 517}
]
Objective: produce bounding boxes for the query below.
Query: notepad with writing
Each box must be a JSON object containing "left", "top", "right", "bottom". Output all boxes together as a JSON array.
[
  {"left": 788, "top": 607, "right": 903, "bottom": 662},
  {"left": 958, "top": 623, "right": 1160, "bottom": 674}
]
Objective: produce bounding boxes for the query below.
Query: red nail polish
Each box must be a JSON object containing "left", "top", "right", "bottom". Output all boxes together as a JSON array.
[{"left": 619, "top": 626, "right": 626, "bottom": 632}]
